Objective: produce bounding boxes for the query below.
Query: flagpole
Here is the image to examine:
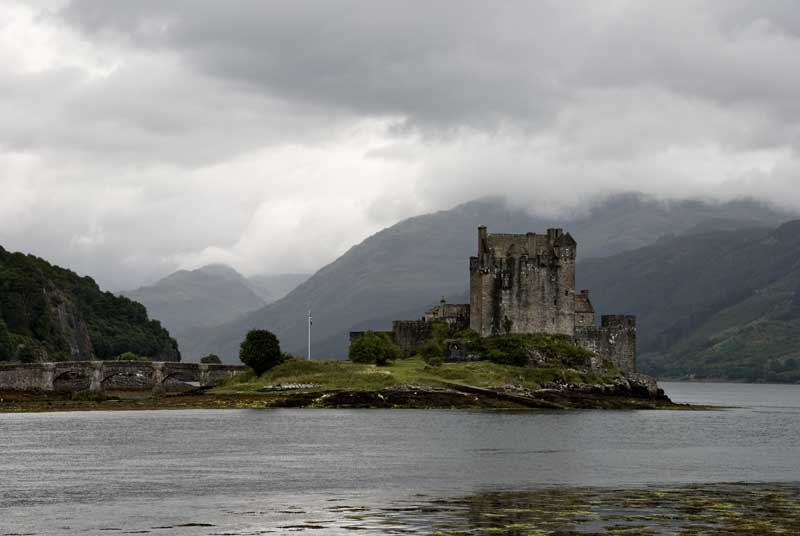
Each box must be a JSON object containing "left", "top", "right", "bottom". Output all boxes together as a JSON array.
[{"left": 307, "top": 309, "right": 312, "bottom": 361}]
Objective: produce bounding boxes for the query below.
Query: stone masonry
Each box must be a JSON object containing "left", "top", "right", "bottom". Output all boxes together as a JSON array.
[{"left": 0, "top": 361, "right": 248, "bottom": 393}]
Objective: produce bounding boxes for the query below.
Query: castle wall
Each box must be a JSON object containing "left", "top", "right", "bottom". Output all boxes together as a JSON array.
[
  {"left": 470, "top": 226, "right": 576, "bottom": 337},
  {"left": 574, "top": 290, "right": 595, "bottom": 328},
  {"left": 575, "top": 315, "right": 636, "bottom": 374},
  {"left": 391, "top": 320, "right": 433, "bottom": 358}
]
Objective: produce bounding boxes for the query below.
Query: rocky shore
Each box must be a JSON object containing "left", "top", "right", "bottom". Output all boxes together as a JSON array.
[{"left": 0, "top": 373, "right": 693, "bottom": 412}]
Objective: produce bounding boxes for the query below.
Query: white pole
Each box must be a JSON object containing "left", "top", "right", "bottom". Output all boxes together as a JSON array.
[{"left": 307, "top": 309, "right": 312, "bottom": 361}]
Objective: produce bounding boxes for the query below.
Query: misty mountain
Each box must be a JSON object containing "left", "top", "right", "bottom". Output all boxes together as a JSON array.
[
  {"left": 247, "top": 273, "right": 310, "bottom": 303},
  {"left": 123, "top": 264, "right": 267, "bottom": 335},
  {"left": 182, "top": 194, "right": 792, "bottom": 362},
  {"left": 0, "top": 246, "right": 179, "bottom": 362},
  {"left": 579, "top": 221, "right": 800, "bottom": 382},
  {"left": 123, "top": 265, "right": 311, "bottom": 360}
]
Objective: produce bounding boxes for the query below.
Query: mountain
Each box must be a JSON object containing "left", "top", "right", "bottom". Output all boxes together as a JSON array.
[
  {"left": 578, "top": 221, "right": 800, "bottom": 382},
  {"left": 183, "top": 194, "right": 793, "bottom": 362},
  {"left": 0, "top": 246, "right": 179, "bottom": 362},
  {"left": 123, "top": 264, "right": 266, "bottom": 335},
  {"left": 246, "top": 273, "right": 310, "bottom": 303}
]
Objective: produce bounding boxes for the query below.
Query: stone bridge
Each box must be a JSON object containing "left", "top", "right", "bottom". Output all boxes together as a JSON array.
[{"left": 0, "top": 361, "right": 249, "bottom": 393}]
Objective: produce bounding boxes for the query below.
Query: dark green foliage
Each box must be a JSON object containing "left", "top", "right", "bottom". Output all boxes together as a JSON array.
[
  {"left": 415, "top": 324, "right": 593, "bottom": 369},
  {"left": 200, "top": 354, "right": 222, "bottom": 364},
  {"left": 478, "top": 333, "right": 595, "bottom": 368},
  {"left": 117, "top": 352, "right": 150, "bottom": 362},
  {"left": 16, "top": 344, "right": 37, "bottom": 364},
  {"left": 239, "top": 329, "right": 283, "bottom": 375},
  {"left": 420, "top": 339, "right": 444, "bottom": 366},
  {"left": 0, "top": 318, "right": 13, "bottom": 360},
  {"left": 349, "top": 331, "right": 400, "bottom": 366},
  {"left": 481, "top": 336, "right": 530, "bottom": 367},
  {"left": 0, "top": 246, "right": 179, "bottom": 361}
]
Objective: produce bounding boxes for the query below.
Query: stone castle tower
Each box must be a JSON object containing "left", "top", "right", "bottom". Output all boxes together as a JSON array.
[
  {"left": 351, "top": 225, "right": 637, "bottom": 374},
  {"left": 470, "top": 226, "right": 581, "bottom": 337}
]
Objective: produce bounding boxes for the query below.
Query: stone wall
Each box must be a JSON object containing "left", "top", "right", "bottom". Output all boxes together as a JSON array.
[
  {"left": 470, "top": 226, "right": 577, "bottom": 337},
  {"left": 0, "top": 361, "right": 248, "bottom": 393},
  {"left": 391, "top": 320, "right": 433, "bottom": 358},
  {"left": 575, "top": 315, "right": 637, "bottom": 374}
]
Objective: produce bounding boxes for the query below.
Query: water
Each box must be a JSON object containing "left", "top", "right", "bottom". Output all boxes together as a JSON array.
[{"left": 1, "top": 382, "right": 798, "bottom": 534}]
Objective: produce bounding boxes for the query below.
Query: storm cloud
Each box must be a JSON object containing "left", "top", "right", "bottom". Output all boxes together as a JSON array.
[{"left": 2, "top": 0, "right": 800, "bottom": 289}]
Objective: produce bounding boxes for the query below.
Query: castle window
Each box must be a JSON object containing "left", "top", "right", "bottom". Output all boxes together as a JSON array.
[{"left": 565, "top": 290, "right": 569, "bottom": 296}]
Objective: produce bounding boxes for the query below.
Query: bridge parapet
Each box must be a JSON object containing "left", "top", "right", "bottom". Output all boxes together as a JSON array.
[{"left": 0, "top": 362, "right": 248, "bottom": 393}]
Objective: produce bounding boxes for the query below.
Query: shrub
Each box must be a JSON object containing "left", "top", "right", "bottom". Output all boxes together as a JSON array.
[
  {"left": 349, "top": 331, "right": 400, "bottom": 366},
  {"left": 420, "top": 338, "right": 444, "bottom": 365},
  {"left": 483, "top": 335, "right": 529, "bottom": 367},
  {"left": 239, "top": 329, "right": 283, "bottom": 375},
  {"left": 200, "top": 354, "right": 222, "bottom": 364}
]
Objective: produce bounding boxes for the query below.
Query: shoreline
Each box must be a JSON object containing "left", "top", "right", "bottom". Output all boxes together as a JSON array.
[{"left": 0, "top": 385, "right": 705, "bottom": 413}]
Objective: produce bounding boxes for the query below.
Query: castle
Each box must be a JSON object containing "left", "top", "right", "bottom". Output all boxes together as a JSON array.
[{"left": 350, "top": 226, "right": 637, "bottom": 374}]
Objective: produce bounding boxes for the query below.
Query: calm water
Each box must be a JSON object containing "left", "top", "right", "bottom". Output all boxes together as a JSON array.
[{"left": 1, "top": 382, "right": 799, "bottom": 534}]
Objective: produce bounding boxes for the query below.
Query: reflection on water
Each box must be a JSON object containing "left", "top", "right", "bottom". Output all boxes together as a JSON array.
[{"left": 1, "top": 382, "right": 799, "bottom": 534}]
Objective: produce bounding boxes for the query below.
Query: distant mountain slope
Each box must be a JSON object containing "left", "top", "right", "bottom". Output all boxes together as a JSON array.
[
  {"left": 246, "top": 273, "right": 310, "bottom": 303},
  {"left": 0, "top": 246, "right": 179, "bottom": 362},
  {"left": 123, "top": 264, "right": 266, "bottom": 334},
  {"left": 184, "top": 194, "right": 793, "bottom": 362},
  {"left": 579, "top": 221, "right": 800, "bottom": 382}
]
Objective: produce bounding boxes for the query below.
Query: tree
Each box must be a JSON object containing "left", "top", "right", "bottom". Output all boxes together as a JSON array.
[
  {"left": 201, "top": 354, "right": 222, "bottom": 364},
  {"left": 0, "top": 318, "right": 14, "bottom": 361},
  {"left": 349, "top": 331, "right": 400, "bottom": 366},
  {"left": 239, "top": 329, "right": 283, "bottom": 375}
]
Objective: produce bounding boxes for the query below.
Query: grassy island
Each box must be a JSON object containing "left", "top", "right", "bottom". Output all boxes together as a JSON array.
[{"left": 0, "top": 355, "right": 692, "bottom": 412}]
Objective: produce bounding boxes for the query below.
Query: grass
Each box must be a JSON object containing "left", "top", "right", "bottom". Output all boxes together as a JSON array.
[{"left": 213, "top": 356, "right": 619, "bottom": 394}]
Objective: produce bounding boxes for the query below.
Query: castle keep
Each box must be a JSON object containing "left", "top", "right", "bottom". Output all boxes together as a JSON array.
[{"left": 350, "top": 226, "right": 637, "bottom": 374}]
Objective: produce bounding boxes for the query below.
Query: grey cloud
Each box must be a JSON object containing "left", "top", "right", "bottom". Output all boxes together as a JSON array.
[
  {"left": 2, "top": 0, "right": 800, "bottom": 292},
  {"left": 59, "top": 0, "right": 800, "bottom": 138}
]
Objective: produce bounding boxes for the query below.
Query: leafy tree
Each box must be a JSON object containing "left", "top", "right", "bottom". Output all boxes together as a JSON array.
[
  {"left": 240, "top": 329, "right": 283, "bottom": 375},
  {"left": 349, "top": 331, "right": 400, "bottom": 366},
  {"left": 0, "top": 318, "right": 14, "bottom": 360},
  {"left": 201, "top": 354, "right": 222, "bottom": 364}
]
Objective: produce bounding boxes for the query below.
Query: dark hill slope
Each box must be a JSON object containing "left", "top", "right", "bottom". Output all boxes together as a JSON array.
[
  {"left": 0, "top": 246, "right": 179, "bottom": 362},
  {"left": 578, "top": 221, "right": 800, "bottom": 382},
  {"left": 185, "top": 194, "right": 792, "bottom": 361}
]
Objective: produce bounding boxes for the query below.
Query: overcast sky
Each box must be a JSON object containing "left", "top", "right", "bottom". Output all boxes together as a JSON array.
[{"left": 2, "top": 0, "right": 800, "bottom": 290}]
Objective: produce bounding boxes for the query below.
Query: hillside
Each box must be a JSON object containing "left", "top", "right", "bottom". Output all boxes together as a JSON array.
[
  {"left": 0, "top": 246, "right": 179, "bottom": 362},
  {"left": 183, "top": 194, "right": 792, "bottom": 361},
  {"left": 246, "top": 273, "right": 310, "bottom": 303},
  {"left": 579, "top": 221, "right": 800, "bottom": 382},
  {"left": 123, "top": 266, "right": 310, "bottom": 361},
  {"left": 123, "top": 264, "right": 267, "bottom": 334}
]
